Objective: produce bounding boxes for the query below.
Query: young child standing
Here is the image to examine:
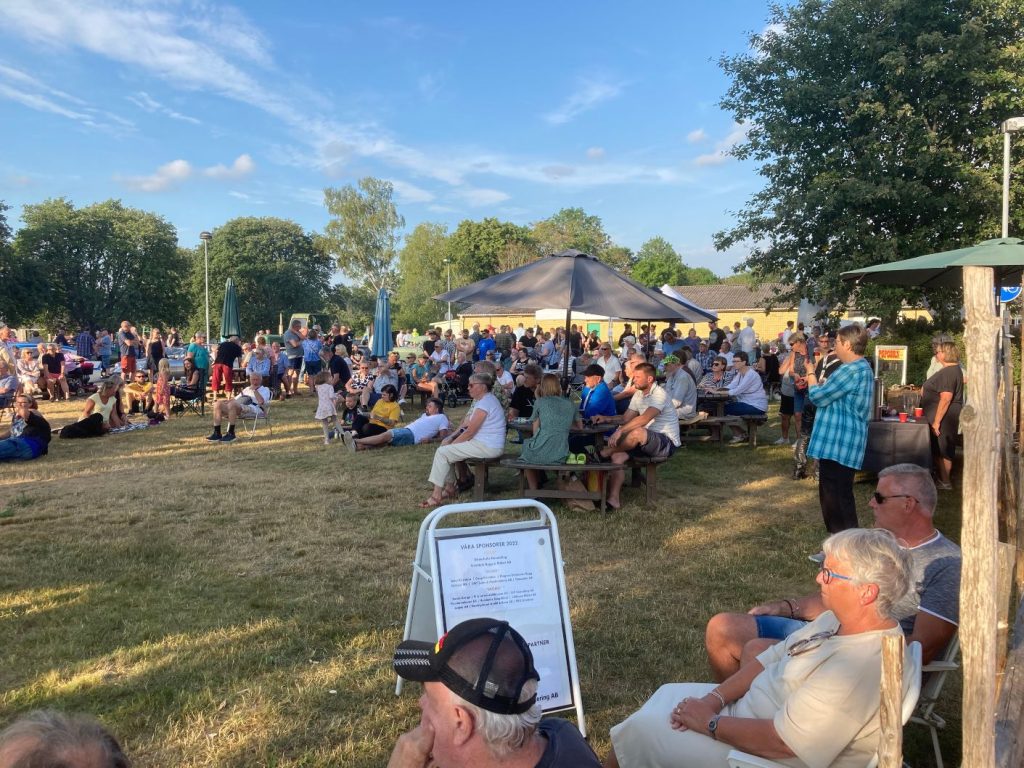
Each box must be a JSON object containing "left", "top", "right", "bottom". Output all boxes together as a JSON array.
[
  {"left": 153, "top": 358, "right": 171, "bottom": 418},
  {"left": 313, "top": 370, "right": 340, "bottom": 444}
]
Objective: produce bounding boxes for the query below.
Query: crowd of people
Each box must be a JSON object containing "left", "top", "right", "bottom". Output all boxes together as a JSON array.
[{"left": 0, "top": 310, "right": 968, "bottom": 767}]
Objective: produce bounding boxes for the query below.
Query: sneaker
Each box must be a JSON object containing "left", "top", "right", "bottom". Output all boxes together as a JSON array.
[
  {"left": 807, "top": 551, "right": 826, "bottom": 564},
  {"left": 206, "top": 431, "right": 222, "bottom": 442},
  {"left": 220, "top": 432, "right": 237, "bottom": 443},
  {"left": 324, "top": 437, "right": 331, "bottom": 445},
  {"left": 730, "top": 434, "right": 746, "bottom": 444},
  {"left": 772, "top": 437, "right": 788, "bottom": 446},
  {"left": 398, "top": 398, "right": 406, "bottom": 405}
]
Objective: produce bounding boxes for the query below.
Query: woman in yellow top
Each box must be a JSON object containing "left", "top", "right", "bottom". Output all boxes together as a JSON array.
[{"left": 357, "top": 384, "right": 400, "bottom": 438}]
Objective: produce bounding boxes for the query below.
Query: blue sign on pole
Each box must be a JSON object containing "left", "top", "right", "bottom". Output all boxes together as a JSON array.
[{"left": 1000, "top": 286, "right": 1022, "bottom": 303}]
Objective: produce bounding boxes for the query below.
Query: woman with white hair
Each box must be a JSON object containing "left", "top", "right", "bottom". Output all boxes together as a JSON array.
[
  {"left": 420, "top": 372, "right": 506, "bottom": 508},
  {"left": 604, "top": 528, "right": 918, "bottom": 768}
]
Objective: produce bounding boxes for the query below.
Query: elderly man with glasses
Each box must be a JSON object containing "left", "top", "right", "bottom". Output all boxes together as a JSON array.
[
  {"left": 0, "top": 395, "right": 51, "bottom": 462},
  {"left": 705, "top": 463, "right": 961, "bottom": 680}
]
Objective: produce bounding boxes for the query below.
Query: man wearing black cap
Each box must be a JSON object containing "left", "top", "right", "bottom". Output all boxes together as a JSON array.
[{"left": 389, "top": 618, "right": 599, "bottom": 768}]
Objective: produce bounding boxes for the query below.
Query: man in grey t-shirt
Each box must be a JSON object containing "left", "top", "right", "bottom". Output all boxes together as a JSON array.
[
  {"left": 282, "top": 319, "right": 304, "bottom": 397},
  {"left": 705, "top": 463, "right": 961, "bottom": 680},
  {"left": 592, "top": 362, "right": 680, "bottom": 509}
]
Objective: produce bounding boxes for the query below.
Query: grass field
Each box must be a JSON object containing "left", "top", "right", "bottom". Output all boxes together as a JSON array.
[{"left": 0, "top": 394, "right": 962, "bottom": 766}]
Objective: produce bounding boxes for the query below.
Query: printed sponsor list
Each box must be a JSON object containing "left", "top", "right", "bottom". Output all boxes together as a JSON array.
[{"left": 443, "top": 538, "right": 540, "bottom": 612}]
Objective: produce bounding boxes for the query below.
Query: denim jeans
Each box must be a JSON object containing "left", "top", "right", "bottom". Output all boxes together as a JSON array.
[{"left": 0, "top": 437, "right": 35, "bottom": 462}]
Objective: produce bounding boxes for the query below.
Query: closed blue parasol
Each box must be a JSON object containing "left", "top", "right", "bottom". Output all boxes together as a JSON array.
[{"left": 371, "top": 287, "right": 392, "bottom": 358}]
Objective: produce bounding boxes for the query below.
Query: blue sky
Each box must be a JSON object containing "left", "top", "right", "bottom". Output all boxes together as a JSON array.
[{"left": 0, "top": 1, "right": 777, "bottom": 276}]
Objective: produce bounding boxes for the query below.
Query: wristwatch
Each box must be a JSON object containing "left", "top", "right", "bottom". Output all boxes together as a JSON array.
[{"left": 708, "top": 715, "right": 721, "bottom": 740}]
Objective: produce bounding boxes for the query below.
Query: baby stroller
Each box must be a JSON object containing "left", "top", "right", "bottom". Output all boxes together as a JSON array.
[{"left": 439, "top": 369, "right": 472, "bottom": 409}]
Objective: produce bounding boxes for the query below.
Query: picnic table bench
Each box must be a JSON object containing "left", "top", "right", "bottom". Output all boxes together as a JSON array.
[
  {"left": 679, "top": 415, "right": 767, "bottom": 446},
  {"left": 499, "top": 457, "right": 617, "bottom": 512}
]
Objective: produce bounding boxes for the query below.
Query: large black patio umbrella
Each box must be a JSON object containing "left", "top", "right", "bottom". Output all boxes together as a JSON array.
[
  {"left": 220, "top": 277, "right": 242, "bottom": 340},
  {"left": 436, "top": 249, "right": 716, "bottom": 380}
]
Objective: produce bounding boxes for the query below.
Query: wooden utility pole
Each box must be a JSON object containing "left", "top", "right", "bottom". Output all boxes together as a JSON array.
[{"left": 960, "top": 265, "right": 1002, "bottom": 767}]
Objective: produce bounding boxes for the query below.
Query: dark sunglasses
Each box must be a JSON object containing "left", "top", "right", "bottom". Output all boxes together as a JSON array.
[{"left": 872, "top": 492, "right": 915, "bottom": 505}]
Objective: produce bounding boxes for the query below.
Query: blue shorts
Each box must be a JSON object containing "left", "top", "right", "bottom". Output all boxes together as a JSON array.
[
  {"left": 725, "top": 402, "right": 767, "bottom": 417},
  {"left": 755, "top": 615, "right": 808, "bottom": 639},
  {"left": 390, "top": 427, "right": 415, "bottom": 447},
  {"left": 304, "top": 360, "right": 322, "bottom": 375},
  {"left": 289, "top": 356, "right": 304, "bottom": 371},
  {"left": 793, "top": 390, "right": 806, "bottom": 413}
]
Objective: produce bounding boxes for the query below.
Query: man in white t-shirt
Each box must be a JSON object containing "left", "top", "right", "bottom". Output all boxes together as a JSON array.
[
  {"left": 595, "top": 342, "right": 622, "bottom": 386},
  {"left": 592, "top": 362, "right": 680, "bottom": 509},
  {"left": 206, "top": 373, "right": 271, "bottom": 443},
  {"left": 352, "top": 397, "right": 451, "bottom": 450}
]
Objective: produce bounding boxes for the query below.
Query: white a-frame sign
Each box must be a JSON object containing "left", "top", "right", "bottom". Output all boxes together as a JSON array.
[{"left": 396, "top": 499, "right": 586, "bottom": 735}]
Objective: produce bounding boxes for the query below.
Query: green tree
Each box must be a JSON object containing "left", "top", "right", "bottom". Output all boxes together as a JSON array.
[
  {"left": 602, "top": 245, "right": 636, "bottom": 274},
  {"left": 189, "top": 217, "right": 331, "bottom": 336},
  {"left": 394, "top": 222, "right": 450, "bottom": 330},
  {"left": 680, "top": 266, "right": 720, "bottom": 285},
  {"left": 632, "top": 237, "right": 685, "bottom": 286},
  {"left": 714, "top": 0, "right": 1024, "bottom": 313},
  {"left": 0, "top": 201, "right": 47, "bottom": 326},
  {"left": 14, "top": 198, "right": 188, "bottom": 330},
  {"left": 530, "top": 207, "right": 613, "bottom": 261},
  {"left": 445, "top": 218, "right": 534, "bottom": 286},
  {"left": 323, "top": 282, "right": 379, "bottom": 337},
  {"left": 322, "top": 178, "right": 404, "bottom": 292}
]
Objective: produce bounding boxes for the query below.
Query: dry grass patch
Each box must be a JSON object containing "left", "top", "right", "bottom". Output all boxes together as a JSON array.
[{"left": 0, "top": 396, "right": 961, "bottom": 765}]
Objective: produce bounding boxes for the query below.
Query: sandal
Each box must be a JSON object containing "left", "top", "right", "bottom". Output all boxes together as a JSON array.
[{"left": 418, "top": 496, "right": 445, "bottom": 509}]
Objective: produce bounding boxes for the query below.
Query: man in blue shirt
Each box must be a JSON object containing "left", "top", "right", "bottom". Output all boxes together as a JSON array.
[
  {"left": 476, "top": 328, "right": 496, "bottom": 362},
  {"left": 805, "top": 323, "right": 874, "bottom": 532}
]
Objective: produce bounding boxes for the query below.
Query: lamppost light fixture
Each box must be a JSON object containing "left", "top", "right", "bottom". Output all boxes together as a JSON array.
[
  {"left": 200, "top": 231, "right": 212, "bottom": 349},
  {"left": 1002, "top": 117, "right": 1024, "bottom": 133},
  {"left": 200, "top": 231, "right": 212, "bottom": 241}
]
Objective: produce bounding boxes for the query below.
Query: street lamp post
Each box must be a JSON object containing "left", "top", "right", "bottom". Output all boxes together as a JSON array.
[
  {"left": 444, "top": 258, "right": 452, "bottom": 328},
  {"left": 1001, "top": 117, "right": 1024, "bottom": 238},
  {"left": 200, "top": 231, "right": 212, "bottom": 347}
]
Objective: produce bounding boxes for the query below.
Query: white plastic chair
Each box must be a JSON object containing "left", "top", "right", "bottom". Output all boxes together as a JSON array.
[
  {"left": 727, "top": 641, "right": 923, "bottom": 768},
  {"left": 908, "top": 633, "right": 959, "bottom": 768}
]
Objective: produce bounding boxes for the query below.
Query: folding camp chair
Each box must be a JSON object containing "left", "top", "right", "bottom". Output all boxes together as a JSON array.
[
  {"left": 173, "top": 375, "right": 206, "bottom": 417},
  {"left": 240, "top": 399, "right": 272, "bottom": 437}
]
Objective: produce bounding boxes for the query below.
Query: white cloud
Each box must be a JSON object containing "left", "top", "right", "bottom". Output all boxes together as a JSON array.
[
  {"left": 0, "top": 61, "right": 132, "bottom": 131},
  {"left": 586, "top": 147, "right": 606, "bottom": 159},
  {"left": 694, "top": 123, "right": 749, "bottom": 167},
  {"left": 228, "top": 190, "right": 265, "bottom": 204},
  {"left": 0, "top": 3, "right": 690, "bottom": 200},
  {"left": 127, "top": 91, "right": 200, "bottom": 124},
  {"left": 389, "top": 179, "right": 435, "bottom": 204},
  {"left": 687, "top": 128, "right": 707, "bottom": 143},
  {"left": 544, "top": 78, "right": 623, "bottom": 125},
  {"left": 116, "top": 159, "right": 192, "bottom": 192},
  {"left": 456, "top": 188, "right": 510, "bottom": 207},
  {"left": 204, "top": 153, "right": 255, "bottom": 179}
]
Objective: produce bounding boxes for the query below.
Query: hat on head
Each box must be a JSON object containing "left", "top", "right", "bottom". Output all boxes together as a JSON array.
[
  {"left": 932, "top": 333, "right": 953, "bottom": 345},
  {"left": 662, "top": 354, "right": 680, "bottom": 364},
  {"left": 582, "top": 363, "right": 605, "bottom": 377},
  {"left": 393, "top": 618, "right": 539, "bottom": 715}
]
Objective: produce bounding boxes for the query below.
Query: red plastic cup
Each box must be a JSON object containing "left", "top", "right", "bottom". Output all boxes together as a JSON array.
[
  {"left": 914, "top": 407, "right": 923, "bottom": 419},
  {"left": 898, "top": 412, "right": 908, "bottom": 423}
]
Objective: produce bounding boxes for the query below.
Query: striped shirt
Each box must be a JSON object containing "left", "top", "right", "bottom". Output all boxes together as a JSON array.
[{"left": 807, "top": 357, "right": 874, "bottom": 469}]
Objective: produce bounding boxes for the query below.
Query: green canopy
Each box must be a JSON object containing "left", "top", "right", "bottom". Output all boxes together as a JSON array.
[
  {"left": 220, "top": 277, "right": 242, "bottom": 340},
  {"left": 841, "top": 237, "right": 1024, "bottom": 289}
]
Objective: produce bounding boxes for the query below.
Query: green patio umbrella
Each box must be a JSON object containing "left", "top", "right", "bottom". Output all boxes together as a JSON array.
[
  {"left": 841, "top": 237, "right": 1024, "bottom": 289},
  {"left": 220, "top": 277, "right": 242, "bottom": 340}
]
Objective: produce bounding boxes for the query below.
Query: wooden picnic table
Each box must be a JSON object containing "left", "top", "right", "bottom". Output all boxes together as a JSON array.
[{"left": 696, "top": 390, "right": 732, "bottom": 417}]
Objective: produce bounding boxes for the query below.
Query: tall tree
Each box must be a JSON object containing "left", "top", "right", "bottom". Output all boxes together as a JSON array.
[
  {"left": 631, "top": 237, "right": 685, "bottom": 287},
  {"left": 322, "top": 177, "right": 404, "bottom": 293},
  {"left": 14, "top": 198, "right": 188, "bottom": 330},
  {"left": 530, "top": 207, "right": 613, "bottom": 261},
  {"left": 445, "top": 218, "right": 534, "bottom": 286},
  {"left": 189, "top": 217, "right": 331, "bottom": 336},
  {"left": 680, "top": 266, "right": 720, "bottom": 285},
  {"left": 714, "top": 0, "right": 1024, "bottom": 312},
  {"left": 0, "top": 201, "right": 46, "bottom": 326},
  {"left": 394, "top": 222, "right": 450, "bottom": 330}
]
